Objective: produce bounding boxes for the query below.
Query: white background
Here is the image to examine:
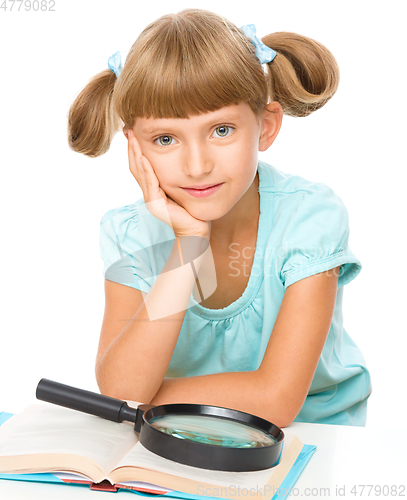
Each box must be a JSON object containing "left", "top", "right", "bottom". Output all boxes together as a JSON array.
[{"left": 0, "top": 0, "right": 405, "bottom": 430}]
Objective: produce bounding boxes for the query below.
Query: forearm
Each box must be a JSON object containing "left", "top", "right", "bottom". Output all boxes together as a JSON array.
[
  {"left": 96, "top": 235, "right": 209, "bottom": 403},
  {"left": 149, "top": 268, "right": 340, "bottom": 428},
  {"left": 150, "top": 369, "right": 293, "bottom": 428}
]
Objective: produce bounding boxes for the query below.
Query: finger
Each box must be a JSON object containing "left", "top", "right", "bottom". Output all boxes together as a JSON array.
[
  {"left": 129, "top": 129, "right": 143, "bottom": 161},
  {"left": 127, "top": 135, "right": 138, "bottom": 179},
  {"left": 127, "top": 132, "right": 145, "bottom": 187},
  {"left": 128, "top": 131, "right": 163, "bottom": 204},
  {"left": 139, "top": 154, "right": 165, "bottom": 202},
  {"left": 128, "top": 132, "right": 151, "bottom": 191}
]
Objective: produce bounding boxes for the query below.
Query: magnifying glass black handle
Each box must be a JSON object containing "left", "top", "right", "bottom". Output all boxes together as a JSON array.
[{"left": 36, "top": 378, "right": 153, "bottom": 432}]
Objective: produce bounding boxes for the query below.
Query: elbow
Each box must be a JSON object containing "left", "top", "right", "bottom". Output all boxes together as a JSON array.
[
  {"left": 263, "top": 404, "right": 297, "bottom": 429},
  {"left": 95, "top": 370, "right": 128, "bottom": 401},
  {"left": 96, "top": 376, "right": 141, "bottom": 401},
  {"left": 272, "top": 413, "right": 296, "bottom": 429},
  {"left": 94, "top": 361, "right": 124, "bottom": 400},
  {"left": 267, "top": 392, "right": 303, "bottom": 429},
  {"left": 271, "top": 394, "right": 300, "bottom": 428},
  {"left": 95, "top": 355, "right": 111, "bottom": 396},
  {"left": 95, "top": 362, "right": 115, "bottom": 398},
  {"left": 95, "top": 361, "right": 153, "bottom": 403},
  {"left": 257, "top": 379, "right": 302, "bottom": 428}
]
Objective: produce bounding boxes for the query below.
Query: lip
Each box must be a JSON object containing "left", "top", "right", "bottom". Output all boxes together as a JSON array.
[{"left": 181, "top": 183, "right": 224, "bottom": 198}]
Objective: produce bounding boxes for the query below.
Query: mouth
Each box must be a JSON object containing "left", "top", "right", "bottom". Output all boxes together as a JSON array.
[{"left": 181, "top": 183, "right": 224, "bottom": 198}]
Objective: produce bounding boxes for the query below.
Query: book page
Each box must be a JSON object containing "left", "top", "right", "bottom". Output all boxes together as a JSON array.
[
  {"left": 0, "top": 404, "right": 138, "bottom": 474},
  {"left": 114, "top": 431, "right": 295, "bottom": 490}
]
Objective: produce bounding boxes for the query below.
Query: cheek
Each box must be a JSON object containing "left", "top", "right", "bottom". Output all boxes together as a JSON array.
[
  {"left": 235, "top": 132, "right": 258, "bottom": 156},
  {"left": 218, "top": 144, "right": 253, "bottom": 171},
  {"left": 146, "top": 156, "right": 172, "bottom": 185},
  {"left": 233, "top": 140, "right": 259, "bottom": 174}
]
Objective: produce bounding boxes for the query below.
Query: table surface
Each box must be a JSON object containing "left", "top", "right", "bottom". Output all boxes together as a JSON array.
[{"left": 0, "top": 421, "right": 406, "bottom": 499}]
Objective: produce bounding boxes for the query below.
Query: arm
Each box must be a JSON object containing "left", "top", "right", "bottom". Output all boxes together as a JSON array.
[
  {"left": 95, "top": 234, "right": 209, "bottom": 403},
  {"left": 150, "top": 266, "right": 340, "bottom": 428},
  {"left": 96, "top": 129, "right": 214, "bottom": 402}
]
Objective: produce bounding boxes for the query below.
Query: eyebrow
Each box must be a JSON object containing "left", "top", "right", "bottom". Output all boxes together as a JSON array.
[
  {"left": 141, "top": 126, "right": 165, "bottom": 136},
  {"left": 140, "top": 113, "right": 244, "bottom": 136}
]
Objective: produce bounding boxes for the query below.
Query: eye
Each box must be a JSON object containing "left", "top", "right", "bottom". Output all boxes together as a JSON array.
[
  {"left": 154, "top": 135, "right": 176, "bottom": 146},
  {"left": 213, "top": 125, "right": 233, "bottom": 138}
]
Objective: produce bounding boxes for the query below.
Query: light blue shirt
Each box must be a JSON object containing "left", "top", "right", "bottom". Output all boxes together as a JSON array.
[{"left": 99, "top": 160, "right": 371, "bottom": 426}]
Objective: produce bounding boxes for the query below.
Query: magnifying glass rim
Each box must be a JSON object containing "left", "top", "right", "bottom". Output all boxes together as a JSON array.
[
  {"left": 137, "top": 402, "right": 284, "bottom": 472},
  {"left": 143, "top": 403, "right": 283, "bottom": 447}
]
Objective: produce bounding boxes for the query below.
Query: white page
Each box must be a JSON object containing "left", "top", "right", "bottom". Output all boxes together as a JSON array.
[
  {"left": 116, "top": 480, "right": 173, "bottom": 492},
  {"left": 0, "top": 404, "right": 138, "bottom": 474},
  {"left": 116, "top": 432, "right": 294, "bottom": 489}
]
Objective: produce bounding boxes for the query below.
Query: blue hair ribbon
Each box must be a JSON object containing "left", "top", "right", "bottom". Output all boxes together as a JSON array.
[
  {"left": 240, "top": 24, "right": 276, "bottom": 64},
  {"left": 108, "top": 51, "right": 122, "bottom": 78}
]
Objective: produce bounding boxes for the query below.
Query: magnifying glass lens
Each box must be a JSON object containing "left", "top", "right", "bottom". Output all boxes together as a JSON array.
[{"left": 150, "top": 414, "right": 277, "bottom": 448}]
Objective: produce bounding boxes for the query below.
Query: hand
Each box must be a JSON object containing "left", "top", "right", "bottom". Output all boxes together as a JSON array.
[{"left": 127, "top": 129, "right": 211, "bottom": 239}]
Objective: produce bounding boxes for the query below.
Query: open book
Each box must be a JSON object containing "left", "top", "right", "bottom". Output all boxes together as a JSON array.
[{"left": 0, "top": 404, "right": 315, "bottom": 498}]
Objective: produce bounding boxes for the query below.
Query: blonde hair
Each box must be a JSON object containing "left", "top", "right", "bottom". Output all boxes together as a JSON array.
[{"left": 68, "top": 9, "right": 339, "bottom": 157}]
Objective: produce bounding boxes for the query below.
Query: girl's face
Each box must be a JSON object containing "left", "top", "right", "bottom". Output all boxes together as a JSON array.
[{"left": 131, "top": 102, "right": 277, "bottom": 222}]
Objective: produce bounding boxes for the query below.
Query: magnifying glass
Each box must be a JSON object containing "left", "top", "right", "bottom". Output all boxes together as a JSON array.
[{"left": 36, "top": 379, "right": 284, "bottom": 472}]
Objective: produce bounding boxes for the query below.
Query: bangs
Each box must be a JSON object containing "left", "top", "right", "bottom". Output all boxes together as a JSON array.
[{"left": 113, "top": 10, "right": 268, "bottom": 125}]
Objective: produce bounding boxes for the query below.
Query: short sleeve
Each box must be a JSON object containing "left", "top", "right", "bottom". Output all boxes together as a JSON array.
[
  {"left": 278, "top": 183, "right": 362, "bottom": 289},
  {"left": 99, "top": 204, "right": 174, "bottom": 293}
]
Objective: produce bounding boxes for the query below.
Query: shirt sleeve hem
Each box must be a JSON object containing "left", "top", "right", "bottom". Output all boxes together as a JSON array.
[
  {"left": 283, "top": 251, "right": 362, "bottom": 289},
  {"left": 103, "top": 271, "right": 151, "bottom": 294}
]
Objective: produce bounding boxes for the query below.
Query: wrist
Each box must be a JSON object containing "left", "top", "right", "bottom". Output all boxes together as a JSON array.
[
  {"left": 174, "top": 228, "right": 211, "bottom": 240},
  {"left": 174, "top": 234, "right": 210, "bottom": 264},
  {"left": 175, "top": 221, "right": 211, "bottom": 241}
]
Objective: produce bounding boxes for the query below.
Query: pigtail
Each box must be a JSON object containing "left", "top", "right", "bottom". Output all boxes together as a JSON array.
[
  {"left": 262, "top": 32, "right": 340, "bottom": 117},
  {"left": 67, "top": 69, "right": 121, "bottom": 158}
]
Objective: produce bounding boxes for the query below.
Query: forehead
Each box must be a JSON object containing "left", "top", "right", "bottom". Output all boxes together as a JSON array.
[{"left": 134, "top": 103, "right": 259, "bottom": 134}]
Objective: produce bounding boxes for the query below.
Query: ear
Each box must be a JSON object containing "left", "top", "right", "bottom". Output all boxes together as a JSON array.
[
  {"left": 258, "top": 102, "right": 283, "bottom": 151},
  {"left": 123, "top": 126, "right": 129, "bottom": 140}
]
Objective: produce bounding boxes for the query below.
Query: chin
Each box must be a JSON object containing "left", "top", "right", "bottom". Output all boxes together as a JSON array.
[{"left": 184, "top": 203, "right": 230, "bottom": 223}]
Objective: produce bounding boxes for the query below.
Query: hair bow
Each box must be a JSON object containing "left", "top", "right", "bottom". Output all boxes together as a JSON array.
[
  {"left": 108, "top": 51, "right": 122, "bottom": 78},
  {"left": 240, "top": 24, "right": 276, "bottom": 64}
]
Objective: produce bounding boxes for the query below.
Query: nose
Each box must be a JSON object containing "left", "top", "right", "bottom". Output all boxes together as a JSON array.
[{"left": 181, "top": 141, "right": 214, "bottom": 178}]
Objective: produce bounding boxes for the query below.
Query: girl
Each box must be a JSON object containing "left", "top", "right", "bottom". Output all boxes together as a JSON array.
[{"left": 68, "top": 9, "right": 371, "bottom": 427}]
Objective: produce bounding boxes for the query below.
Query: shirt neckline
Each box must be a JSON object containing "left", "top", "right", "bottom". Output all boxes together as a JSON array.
[{"left": 189, "top": 161, "right": 270, "bottom": 320}]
